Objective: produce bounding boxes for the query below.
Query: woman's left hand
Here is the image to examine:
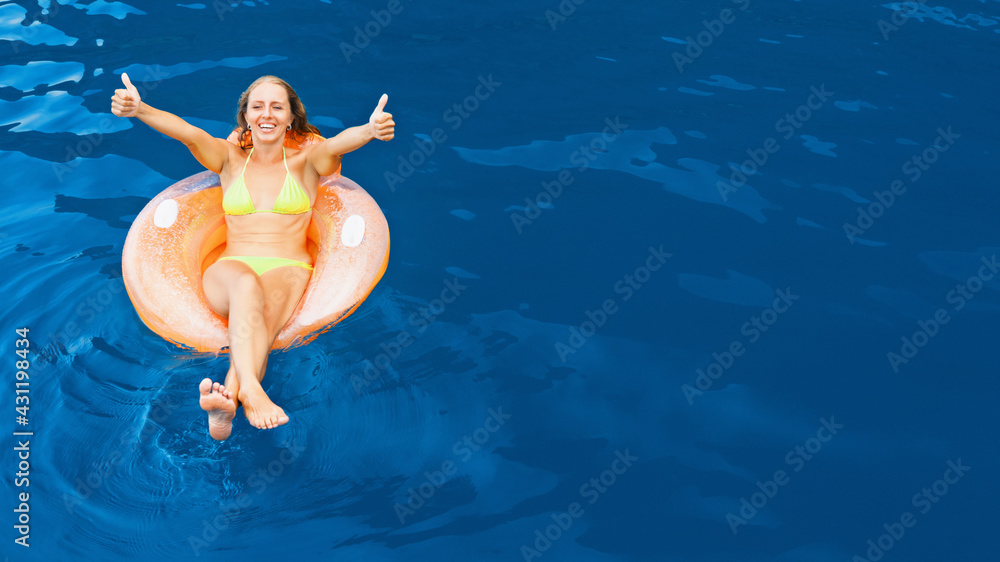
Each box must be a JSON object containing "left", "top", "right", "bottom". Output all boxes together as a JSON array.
[{"left": 369, "top": 94, "right": 395, "bottom": 141}]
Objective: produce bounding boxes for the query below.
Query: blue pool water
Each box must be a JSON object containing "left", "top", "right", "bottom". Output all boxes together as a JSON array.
[{"left": 2, "top": 1, "right": 999, "bottom": 560}]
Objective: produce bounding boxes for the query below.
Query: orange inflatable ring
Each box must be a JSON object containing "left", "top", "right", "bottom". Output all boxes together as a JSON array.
[{"left": 122, "top": 134, "right": 389, "bottom": 352}]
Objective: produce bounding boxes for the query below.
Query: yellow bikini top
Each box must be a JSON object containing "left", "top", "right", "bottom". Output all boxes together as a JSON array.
[{"left": 223, "top": 147, "right": 311, "bottom": 216}]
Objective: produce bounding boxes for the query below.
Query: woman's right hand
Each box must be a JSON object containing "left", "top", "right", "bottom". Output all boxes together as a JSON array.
[{"left": 111, "top": 73, "right": 141, "bottom": 117}]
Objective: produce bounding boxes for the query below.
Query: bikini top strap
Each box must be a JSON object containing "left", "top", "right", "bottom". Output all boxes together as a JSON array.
[
  {"left": 282, "top": 145, "right": 290, "bottom": 174},
  {"left": 241, "top": 148, "right": 254, "bottom": 176}
]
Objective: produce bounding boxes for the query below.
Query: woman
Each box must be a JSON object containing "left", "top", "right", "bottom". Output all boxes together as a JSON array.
[{"left": 111, "top": 74, "right": 394, "bottom": 440}]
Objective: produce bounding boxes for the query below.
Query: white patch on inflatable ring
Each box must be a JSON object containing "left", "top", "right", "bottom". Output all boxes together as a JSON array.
[
  {"left": 153, "top": 199, "right": 179, "bottom": 228},
  {"left": 342, "top": 214, "right": 365, "bottom": 247}
]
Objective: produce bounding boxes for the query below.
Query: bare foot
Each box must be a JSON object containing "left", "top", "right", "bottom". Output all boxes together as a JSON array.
[
  {"left": 238, "top": 386, "right": 289, "bottom": 429},
  {"left": 199, "top": 378, "right": 237, "bottom": 440}
]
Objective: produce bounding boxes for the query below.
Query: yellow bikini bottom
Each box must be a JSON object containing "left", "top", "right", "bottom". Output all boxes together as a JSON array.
[{"left": 217, "top": 256, "right": 314, "bottom": 276}]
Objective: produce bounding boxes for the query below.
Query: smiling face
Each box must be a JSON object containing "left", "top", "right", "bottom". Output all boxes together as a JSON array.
[{"left": 245, "top": 82, "right": 292, "bottom": 143}]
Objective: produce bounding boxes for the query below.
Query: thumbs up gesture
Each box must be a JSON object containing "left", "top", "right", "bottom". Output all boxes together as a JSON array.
[
  {"left": 111, "top": 73, "right": 141, "bottom": 117},
  {"left": 368, "top": 94, "right": 394, "bottom": 141}
]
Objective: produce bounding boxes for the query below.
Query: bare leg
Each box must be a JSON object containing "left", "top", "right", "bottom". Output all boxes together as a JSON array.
[
  {"left": 219, "top": 353, "right": 268, "bottom": 405},
  {"left": 226, "top": 273, "right": 288, "bottom": 429},
  {"left": 224, "top": 362, "right": 239, "bottom": 399},
  {"left": 238, "top": 265, "right": 309, "bottom": 428},
  {"left": 200, "top": 261, "right": 307, "bottom": 436}
]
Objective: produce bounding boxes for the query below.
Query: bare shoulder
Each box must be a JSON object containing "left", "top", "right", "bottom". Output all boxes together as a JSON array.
[
  {"left": 287, "top": 145, "right": 322, "bottom": 187},
  {"left": 218, "top": 141, "right": 249, "bottom": 186},
  {"left": 225, "top": 141, "right": 250, "bottom": 165},
  {"left": 301, "top": 137, "right": 343, "bottom": 178},
  {"left": 295, "top": 143, "right": 325, "bottom": 165},
  {"left": 286, "top": 145, "right": 308, "bottom": 164}
]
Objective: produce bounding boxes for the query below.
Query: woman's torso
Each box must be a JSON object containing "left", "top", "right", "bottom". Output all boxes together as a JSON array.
[{"left": 218, "top": 144, "right": 320, "bottom": 263}]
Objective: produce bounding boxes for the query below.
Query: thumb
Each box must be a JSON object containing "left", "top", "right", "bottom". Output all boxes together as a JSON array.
[
  {"left": 121, "top": 73, "right": 138, "bottom": 97},
  {"left": 370, "top": 94, "right": 388, "bottom": 119}
]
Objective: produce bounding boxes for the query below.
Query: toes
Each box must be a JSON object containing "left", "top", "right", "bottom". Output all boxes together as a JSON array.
[
  {"left": 259, "top": 413, "right": 282, "bottom": 429},
  {"left": 199, "top": 378, "right": 212, "bottom": 394},
  {"left": 243, "top": 404, "right": 288, "bottom": 430}
]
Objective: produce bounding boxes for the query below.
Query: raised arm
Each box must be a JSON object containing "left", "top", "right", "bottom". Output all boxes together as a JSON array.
[
  {"left": 111, "top": 73, "right": 230, "bottom": 173},
  {"left": 307, "top": 94, "right": 395, "bottom": 176}
]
